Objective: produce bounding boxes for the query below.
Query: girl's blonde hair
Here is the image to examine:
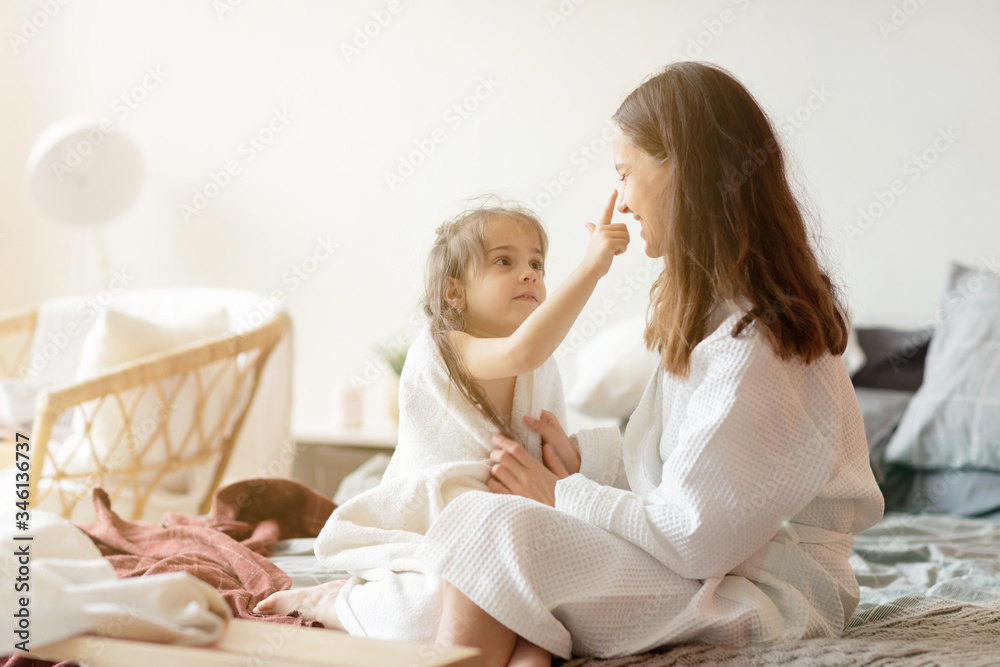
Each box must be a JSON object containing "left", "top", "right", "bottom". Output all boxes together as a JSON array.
[{"left": 422, "top": 197, "right": 549, "bottom": 440}]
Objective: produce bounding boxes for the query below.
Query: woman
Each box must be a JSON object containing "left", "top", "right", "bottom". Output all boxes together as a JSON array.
[{"left": 414, "top": 61, "right": 884, "bottom": 665}]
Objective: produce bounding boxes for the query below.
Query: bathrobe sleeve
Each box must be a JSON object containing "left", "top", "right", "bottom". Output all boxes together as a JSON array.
[
  {"left": 554, "top": 334, "right": 838, "bottom": 581},
  {"left": 572, "top": 427, "right": 628, "bottom": 489}
]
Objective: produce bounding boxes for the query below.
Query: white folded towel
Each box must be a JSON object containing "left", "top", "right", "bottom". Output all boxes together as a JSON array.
[
  {"left": 1, "top": 509, "right": 230, "bottom": 653},
  {"left": 0, "top": 379, "right": 47, "bottom": 432},
  {"left": 17, "top": 295, "right": 99, "bottom": 388},
  {"left": 0, "top": 295, "right": 96, "bottom": 432},
  {"left": 314, "top": 327, "right": 565, "bottom": 641}
]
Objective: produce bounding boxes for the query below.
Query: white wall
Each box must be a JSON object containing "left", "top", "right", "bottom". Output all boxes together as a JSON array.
[{"left": 1, "top": 0, "right": 997, "bottom": 433}]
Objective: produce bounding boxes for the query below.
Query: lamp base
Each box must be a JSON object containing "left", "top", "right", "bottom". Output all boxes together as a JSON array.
[{"left": 54, "top": 226, "right": 113, "bottom": 296}]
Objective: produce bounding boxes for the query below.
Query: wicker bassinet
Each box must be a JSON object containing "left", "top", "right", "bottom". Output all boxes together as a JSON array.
[{"left": 0, "top": 303, "right": 290, "bottom": 520}]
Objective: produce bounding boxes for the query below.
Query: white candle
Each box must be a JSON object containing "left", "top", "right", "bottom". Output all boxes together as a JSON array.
[{"left": 331, "top": 383, "right": 363, "bottom": 429}]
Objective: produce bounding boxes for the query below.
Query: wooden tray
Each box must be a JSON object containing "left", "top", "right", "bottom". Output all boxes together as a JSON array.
[{"left": 24, "top": 618, "right": 481, "bottom": 667}]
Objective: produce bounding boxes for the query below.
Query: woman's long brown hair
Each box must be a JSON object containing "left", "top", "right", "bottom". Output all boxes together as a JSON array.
[{"left": 612, "top": 61, "right": 849, "bottom": 377}]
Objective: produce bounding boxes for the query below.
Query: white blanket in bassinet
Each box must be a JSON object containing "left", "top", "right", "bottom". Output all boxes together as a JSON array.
[{"left": 313, "top": 327, "right": 566, "bottom": 640}]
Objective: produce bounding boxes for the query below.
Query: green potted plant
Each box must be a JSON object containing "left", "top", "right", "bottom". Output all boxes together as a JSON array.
[{"left": 377, "top": 343, "right": 408, "bottom": 424}]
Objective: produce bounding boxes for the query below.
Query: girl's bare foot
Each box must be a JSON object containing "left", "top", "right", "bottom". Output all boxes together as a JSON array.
[
  {"left": 252, "top": 579, "right": 348, "bottom": 631},
  {"left": 508, "top": 635, "right": 551, "bottom": 667}
]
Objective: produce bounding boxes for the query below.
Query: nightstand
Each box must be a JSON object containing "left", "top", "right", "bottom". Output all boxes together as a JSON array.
[{"left": 292, "top": 422, "right": 398, "bottom": 499}]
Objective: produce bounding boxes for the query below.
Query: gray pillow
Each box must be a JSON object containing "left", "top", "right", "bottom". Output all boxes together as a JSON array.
[
  {"left": 856, "top": 387, "right": 916, "bottom": 451},
  {"left": 884, "top": 260, "right": 1000, "bottom": 471},
  {"left": 883, "top": 468, "right": 1000, "bottom": 517},
  {"left": 855, "top": 387, "right": 915, "bottom": 484},
  {"left": 851, "top": 327, "right": 931, "bottom": 391}
]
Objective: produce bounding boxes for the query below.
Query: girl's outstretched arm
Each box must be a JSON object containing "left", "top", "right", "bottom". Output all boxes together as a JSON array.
[{"left": 449, "top": 190, "right": 628, "bottom": 380}]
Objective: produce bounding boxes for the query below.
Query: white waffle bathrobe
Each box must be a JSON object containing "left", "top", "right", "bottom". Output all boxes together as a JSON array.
[
  {"left": 416, "top": 300, "right": 885, "bottom": 659},
  {"left": 314, "top": 327, "right": 589, "bottom": 640}
]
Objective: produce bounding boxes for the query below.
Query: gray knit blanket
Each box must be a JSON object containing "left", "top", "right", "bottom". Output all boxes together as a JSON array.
[
  {"left": 272, "top": 512, "right": 1000, "bottom": 665},
  {"left": 561, "top": 597, "right": 1000, "bottom": 666}
]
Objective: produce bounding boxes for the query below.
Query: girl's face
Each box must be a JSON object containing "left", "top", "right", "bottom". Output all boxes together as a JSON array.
[
  {"left": 455, "top": 217, "right": 547, "bottom": 338},
  {"left": 612, "top": 125, "right": 675, "bottom": 258}
]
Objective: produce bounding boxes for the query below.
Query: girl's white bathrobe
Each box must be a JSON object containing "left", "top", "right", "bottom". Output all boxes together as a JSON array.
[
  {"left": 415, "top": 300, "right": 886, "bottom": 659},
  {"left": 313, "top": 327, "right": 605, "bottom": 641}
]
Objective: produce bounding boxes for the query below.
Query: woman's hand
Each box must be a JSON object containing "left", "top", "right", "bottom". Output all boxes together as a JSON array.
[
  {"left": 524, "top": 410, "right": 581, "bottom": 476},
  {"left": 582, "top": 190, "right": 630, "bottom": 278},
  {"left": 488, "top": 434, "right": 567, "bottom": 507}
]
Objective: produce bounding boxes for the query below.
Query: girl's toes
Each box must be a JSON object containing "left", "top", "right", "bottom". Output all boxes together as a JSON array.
[{"left": 253, "top": 593, "right": 280, "bottom": 614}]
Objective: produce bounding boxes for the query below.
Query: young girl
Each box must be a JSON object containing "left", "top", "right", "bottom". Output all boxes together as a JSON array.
[{"left": 254, "top": 194, "right": 628, "bottom": 658}]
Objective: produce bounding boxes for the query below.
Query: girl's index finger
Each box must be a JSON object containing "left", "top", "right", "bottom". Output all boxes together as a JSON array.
[
  {"left": 492, "top": 433, "right": 532, "bottom": 465},
  {"left": 523, "top": 415, "right": 555, "bottom": 440},
  {"left": 599, "top": 189, "right": 618, "bottom": 226}
]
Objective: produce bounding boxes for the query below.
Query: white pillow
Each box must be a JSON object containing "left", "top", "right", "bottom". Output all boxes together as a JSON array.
[
  {"left": 843, "top": 326, "right": 867, "bottom": 377},
  {"left": 568, "top": 316, "right": 869, "bottom": 419},
  {"left": 566, "top": 316, "right": 659, "bottom": 419},
  {"left": 0, "top": 377, "right": 49, "bottom": 430},
  {"left": 48, "top": 308, "right": 232, "bottom": 497}
]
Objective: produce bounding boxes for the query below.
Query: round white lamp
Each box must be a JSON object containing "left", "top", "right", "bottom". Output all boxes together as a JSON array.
[{"left": 25, "top": 119, "right": 144, "bottom": 291}]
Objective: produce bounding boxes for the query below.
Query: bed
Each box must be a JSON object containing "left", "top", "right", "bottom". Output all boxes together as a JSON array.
[
  {"left": 10, "top": 483, "right": 1000, "bottom": 667},
  {"left": 265, "top": 510, "right": 1000, "bottom": 666},
  {"left": 7, "top": 259, "right": 1000, "bottom": 666}
]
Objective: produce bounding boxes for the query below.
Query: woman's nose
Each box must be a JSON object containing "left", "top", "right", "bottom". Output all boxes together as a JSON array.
[{"left": 616, "top": 196, "right": 629, "bottom": 214}]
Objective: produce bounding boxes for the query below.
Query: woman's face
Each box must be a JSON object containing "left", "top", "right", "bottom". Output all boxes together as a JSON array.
[{"left": 612, "top": 126, "right": 675, "bottom": 258}]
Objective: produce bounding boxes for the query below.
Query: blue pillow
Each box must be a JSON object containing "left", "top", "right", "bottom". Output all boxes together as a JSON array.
[{"left": 884, "top": 261, "right": 1000, "bottom": 471}]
